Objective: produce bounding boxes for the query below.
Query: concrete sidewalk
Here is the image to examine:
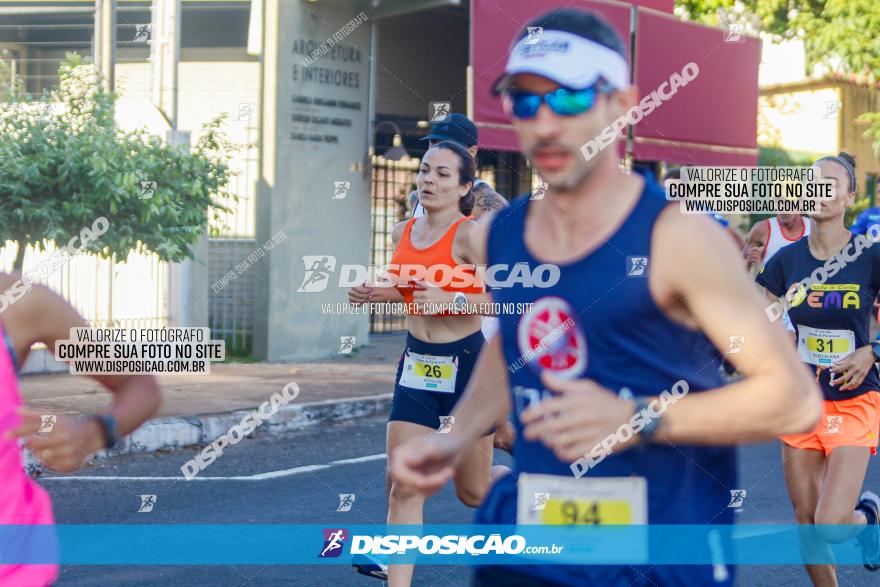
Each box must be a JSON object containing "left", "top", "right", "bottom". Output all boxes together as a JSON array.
[{"left": 20, "top": 333, "right": 405, "bottom": 465}]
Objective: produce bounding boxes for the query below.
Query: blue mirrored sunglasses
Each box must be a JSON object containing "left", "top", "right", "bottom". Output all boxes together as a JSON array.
[{"left": 505, "top": 83, "right": 615, "bottom": 119}]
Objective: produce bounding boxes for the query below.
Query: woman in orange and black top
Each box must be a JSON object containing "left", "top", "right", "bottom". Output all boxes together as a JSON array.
[
  {"left": 757, "top": 153, "right": 880, "bottom": 582},
  {"left": 348, "top": 141, "right": 506, "bottom": 587}
]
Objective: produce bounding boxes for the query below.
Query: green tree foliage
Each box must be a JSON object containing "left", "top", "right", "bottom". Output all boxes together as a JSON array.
[
  {"left": 677, "top": 1, "right": 880, "bottom": 156},
  {"left": 758, "top": 145, "right": 817, "bottom": 168},
  {"left": 0, "top": 53, "right": 237, "bottom": 272},
  {"left": 845, "top": 193, "right": 871, "bottom": 229}
]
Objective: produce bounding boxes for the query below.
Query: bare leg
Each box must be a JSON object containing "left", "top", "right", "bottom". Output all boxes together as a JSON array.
[
  {"left": 813, "top": 446, "right": 871, "bottom": 543},
  {"left": 781, "top": 443, "right": 837, "bottom": 587},
  {"left": 451, "top": 434, "right": 504, "bottom": 507},
  {"left": 386, "top": 420, "right": 434, "bottom": 587}
]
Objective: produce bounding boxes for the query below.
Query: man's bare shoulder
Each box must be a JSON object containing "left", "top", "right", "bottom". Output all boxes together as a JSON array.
[
  {"left": 747, "top": 218, "right": 770, "bottom": 241},
  {"left": 0, "top": 272, "right": 19, "bottom": 291},
  {"left": 653, "top": 206, "right": 746, "bottom": 282},
  {"left": 473, "top": 183, "right": 507, "bottom": 212},
  {"left": 472, "top": 183, "right": 508, "bottom": 225}
]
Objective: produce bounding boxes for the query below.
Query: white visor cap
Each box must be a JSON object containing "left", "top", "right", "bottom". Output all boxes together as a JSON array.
[{"left": 492, "top": 29, "right": 630, "bottom": 94}]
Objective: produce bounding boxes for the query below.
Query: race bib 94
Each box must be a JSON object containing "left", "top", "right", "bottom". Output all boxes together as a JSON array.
[{"left": 517, "top": 474, "right": 647, "bottom": 525}]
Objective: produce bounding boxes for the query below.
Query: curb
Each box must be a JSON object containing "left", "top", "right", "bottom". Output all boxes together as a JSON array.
[{"left": 25, "top": 393, "right": 393, "bottom": 473}]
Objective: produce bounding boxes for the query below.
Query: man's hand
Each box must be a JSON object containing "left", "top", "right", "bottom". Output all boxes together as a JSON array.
[
  {"left": 745, "top": 245, "right": 763, "bottom": 269},
  {"left": 743, "top": 220, "right": 768, "bottom": 271},
  {"left": 389, "top": 433, "right": 463, "bottom": 496},
  {"left": 520, "top": 372, "right": 636, "bottom": 463},
  {"left": 830, "top": 345, "right": 875, "bottom": 391},
  {"left": 5, "top": 408, "right": 105, "bottom": 472}
]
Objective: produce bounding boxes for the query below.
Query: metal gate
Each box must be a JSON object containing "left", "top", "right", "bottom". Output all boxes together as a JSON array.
[
  {"left": 367, "top": 150, "right": 527, "bottom": 334},
  {"left": 207, "top": 125, "right": 259, "bottom": 355},
  {"left": 369, "top": 154, "right": 418, "bottom": 333}
]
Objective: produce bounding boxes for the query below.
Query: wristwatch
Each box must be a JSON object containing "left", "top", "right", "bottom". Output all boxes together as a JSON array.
[
  {"left": 453, "top": 292, "right": 468, "bottom": 312},
  {"left": 872, "top": 339, "right": 880, "bottom": 362},
  {"left": 633, "top": 397, "right": 661, "bottom": 445},
  {"left": 89, "top": 413, "right": 119, "bottom": 449}
]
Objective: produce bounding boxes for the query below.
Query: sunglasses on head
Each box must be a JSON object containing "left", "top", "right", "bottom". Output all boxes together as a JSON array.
[{"left": 503, "top": 82, "right": 615, "bottom": 119}]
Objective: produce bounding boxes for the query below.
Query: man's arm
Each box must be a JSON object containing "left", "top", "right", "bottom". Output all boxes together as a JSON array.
[
  {"left": 29, "top": 284, "right": 162, "bottom": 439},
  {"left": 743, "top": 219, "right": 769, "bottom": 271},
  {"left": 519, "top": 214, "right": 819, "bottom": 463},
  {"left": 471, "top": 183, "right": 507, "bottom": 221},
  {"left": 447, "top": 333, "right": 511, "bottom": 441},
  {"left": 7, "top": 284, "right": 161, "bottom": 471},
  {"left": 447, "top": 215, "right": 511, "bottom": 435},
  {"left": 726, "top": 225, "right": 745, "bottom": 251},
  {"left": 652, "top": 211, "right": 821, "bottom": 443}
]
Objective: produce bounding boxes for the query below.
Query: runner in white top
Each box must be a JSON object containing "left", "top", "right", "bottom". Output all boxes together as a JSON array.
[
  {"left": 745, "top": 214, "right": 812, "bottom": 333},
  {"left": 745, "top": 214, "right": 812, "bottom": 271}
]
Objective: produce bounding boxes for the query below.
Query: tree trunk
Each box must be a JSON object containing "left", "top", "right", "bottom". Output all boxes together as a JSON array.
[{"left": 12, "top": 239, "right": 25, "bottom": 273}]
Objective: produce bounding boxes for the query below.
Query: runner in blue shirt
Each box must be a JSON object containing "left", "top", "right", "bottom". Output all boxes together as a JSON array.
[{"left": 391, "top": 8, "right": 822, "bottom": 587}]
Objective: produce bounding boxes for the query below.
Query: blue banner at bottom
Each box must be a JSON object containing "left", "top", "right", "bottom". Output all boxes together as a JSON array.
[{"left": 0, "top": 524, "right": 874, "bottom": 565}]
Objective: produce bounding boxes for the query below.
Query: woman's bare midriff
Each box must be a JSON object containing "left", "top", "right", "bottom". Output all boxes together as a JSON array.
[{"left": 406, "top": 313, "right": 482, "bottom": 343}]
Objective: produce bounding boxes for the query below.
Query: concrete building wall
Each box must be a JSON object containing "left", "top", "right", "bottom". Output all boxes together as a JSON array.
[
  {"left": 255, "top": 0, "right": 373, "bottom": 361},
  {"left": 7, "top": 2, "right": 472, "bottom": 362}
]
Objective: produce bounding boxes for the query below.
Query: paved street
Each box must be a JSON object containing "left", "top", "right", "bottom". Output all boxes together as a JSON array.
[{"left": 41, "top": 413, "right": 880, "bottom": 586}]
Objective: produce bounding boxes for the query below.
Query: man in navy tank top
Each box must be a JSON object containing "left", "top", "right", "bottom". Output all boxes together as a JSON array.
[{"left": 390, "top": 8, "right": 822, "bottom": 587}]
